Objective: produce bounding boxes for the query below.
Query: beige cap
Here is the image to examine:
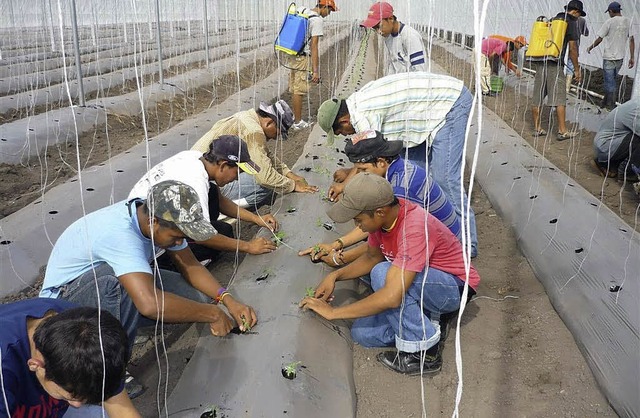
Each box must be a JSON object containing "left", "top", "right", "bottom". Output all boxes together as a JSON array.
[{"left": 327, "top": 172, "right": 395, "bottom": 223}]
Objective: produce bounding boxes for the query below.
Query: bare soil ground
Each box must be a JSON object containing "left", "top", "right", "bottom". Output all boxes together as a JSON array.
[{"left": 1, "top": 36, "right": 629, "bottom": 417}]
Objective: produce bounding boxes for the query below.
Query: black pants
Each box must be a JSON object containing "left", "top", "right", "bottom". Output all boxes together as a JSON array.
[
  {"left": 607, "top": 133, "right": 640, "bottom": 170},
  {"left": 157, "top": 184, "right": 234, "bottom": 270}
]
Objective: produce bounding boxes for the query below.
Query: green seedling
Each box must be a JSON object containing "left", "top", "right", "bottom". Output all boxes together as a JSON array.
[
  {"left": 305, "top": 287, "right": 315, "bottom": 298},
  {"left": 240, "top": 315, "right": 251, "bottom": 331},
  {"left": 271, "top": 231, "right": 286, "bottom": 246},
  {"left": 281, "top": 361, "right": 302, "bottom": 380},
  {"left": 316, "top": 217, "right": 323, "bottom": 227}
]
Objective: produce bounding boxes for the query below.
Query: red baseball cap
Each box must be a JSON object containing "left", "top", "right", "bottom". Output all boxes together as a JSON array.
[{"left": 360, "top": 2, "right": 394, "bottom": 28}]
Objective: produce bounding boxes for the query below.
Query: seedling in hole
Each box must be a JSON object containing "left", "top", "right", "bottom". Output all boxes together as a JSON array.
[
  {"left": 272, "top": 231, "right": 286, "bottom": 246},
  {"left": 305, "top": 287, "right": 315, "bottom": 298},
  {"left": 200, "top": 405, "right": 220, "bottom": 418},
  {"left": 322, "top": 222, "right": 334, "bottom": 231},
  {"left": 287, "top": 206, "right": 297, "bottom": 213},
  {"left": 315, "top": 217, "right": 323, "bottom": 227},
  {"left": 241, "top": 315, "right": 251, "bottom": 331},
  {"left": 310, "top": 245, "right": 324, "bottom": 264},
  {"left": 281, "top": 361, "right": 302, "bottom": 380}
]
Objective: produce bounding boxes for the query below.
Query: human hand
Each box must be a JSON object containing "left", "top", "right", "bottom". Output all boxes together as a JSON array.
[
  {"left": 629, "top": 58, "right": 635, "bottom": 69},
  {"left": 298, "top": 242, "right": 334, "bottom": 261},
  {"left": 314, "top": 275, "right": 337, "bottom": 301},
  {"left": 515, "top": 70, "right": 522, "bottom": 77},
  {"left": 573, "top": 68, "right": 581, "bottom": 84},
  {"left": 311, "top": 71, "right": 321, "bottom": 84},
  {"left": 299, "top": 296, "right": 334, "bottom": 319},
  {"left": 258, "top": 214, "right": 278, "bottom": 232},
  {"left": 333, "top": 168, "right": 351, "bottom": 183},
  {"left": 224, "top": 298, "right": 258, "bottom": 332},
  {"left": 209, "top": 306, "right": 235, "bottom": 337},
  {"left": 247, "top": 237, "right": 277, "bottom": 254},
  {"left": 328, "top": 182, "right": 344, "bottom": 202},
  {"left": 294, "top": 180, "right": 319, "bottom": 193}
]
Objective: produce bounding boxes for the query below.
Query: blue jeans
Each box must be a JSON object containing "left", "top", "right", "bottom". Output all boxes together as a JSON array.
[
  {"left": 407, "top": 86, "right": 478, "bottom": 256},
  {"left": 351, "top": 261, "right": 464, "bottom": 353},
  {"left": 58, "top": 263, "right": 209, "bottom": 353},
  {"left": 220, "top": 172, "right": 274, "bottom": 208},
  {"left": 64, "top": 405, "right": 108, "bottom": 418},
  {"left": 603, "top": 59, "right": 623, "bottom": 96}
]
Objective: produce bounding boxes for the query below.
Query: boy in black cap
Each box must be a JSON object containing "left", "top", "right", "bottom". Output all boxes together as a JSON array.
[
  {"left": 299, "top": 130, "right": 463, "bottom": 264},
  {"left": 130, "top": 134, "right": 281, "bottom": 260}
]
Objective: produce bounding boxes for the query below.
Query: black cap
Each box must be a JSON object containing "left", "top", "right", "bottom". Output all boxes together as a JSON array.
[
  {"left": 206, "top": 135, "right": 260, "bottom": 174},
  {"left": 344, "top": 130, "right": 404, "bottom": 163}
]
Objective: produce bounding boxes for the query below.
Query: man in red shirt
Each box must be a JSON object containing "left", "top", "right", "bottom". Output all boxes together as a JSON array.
[{"left": 300, "top": 173, "right": 480, "bottom": 375}]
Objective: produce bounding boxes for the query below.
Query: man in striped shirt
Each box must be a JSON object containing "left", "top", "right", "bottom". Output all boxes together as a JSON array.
[
  {"left": 360, "top": 2, "right": 427, "bottom": 75},
  {"left": 317, "top": 72, "right": 478, "bottom": 257}
]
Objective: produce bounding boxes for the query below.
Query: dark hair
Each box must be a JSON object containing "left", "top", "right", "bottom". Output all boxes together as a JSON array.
[
  {"left": 506, "top": 41, "right": 516, "bottom": 52},
  {"left": 141, "top": 202, "right": 180, "bottom": 230},
  {"left": 33, "top": 308, "right": 129, "bottom": 404},
  {"left": 360, "top": 196, "right": 400, "bottom": 217},
  {"left": 332, "top": 100, "right": 350, "bottom": 131}
]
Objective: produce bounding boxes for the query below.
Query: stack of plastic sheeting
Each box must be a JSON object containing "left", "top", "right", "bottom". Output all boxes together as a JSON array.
[{"left": 470, "top": 108, "right": 639, "bottom": 418}]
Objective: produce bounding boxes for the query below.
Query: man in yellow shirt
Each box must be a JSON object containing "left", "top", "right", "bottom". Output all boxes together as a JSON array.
[{"left": 192, "top": 99, "right": 317, "bottom": 209}]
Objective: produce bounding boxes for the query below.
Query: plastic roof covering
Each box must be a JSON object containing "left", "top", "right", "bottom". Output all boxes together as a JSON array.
[{"left": 2, "top": 0, "right": 637, "bottom": 72}]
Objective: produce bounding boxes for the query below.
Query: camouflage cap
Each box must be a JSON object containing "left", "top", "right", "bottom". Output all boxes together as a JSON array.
[{"left": 147, "top": 180, "right": 217, "bottom": 242}]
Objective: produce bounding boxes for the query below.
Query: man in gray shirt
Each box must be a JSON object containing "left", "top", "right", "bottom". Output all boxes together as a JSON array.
[{"left": 592, "top": 100, "right": 640, "bottom": 186}]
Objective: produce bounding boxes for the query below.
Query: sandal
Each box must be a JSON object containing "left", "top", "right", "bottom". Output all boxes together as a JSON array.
[
  {"left": 556, "top": 131, "right": 577, "bottom": 141},
  {"left": 533, "top": 129, "right": 547, "bottom": 136}
]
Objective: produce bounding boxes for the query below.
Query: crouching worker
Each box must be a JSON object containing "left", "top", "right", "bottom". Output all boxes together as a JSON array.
[
  {"left": 40, "top": 180, "right": 257, "bottom": 396},
  {"left": 0, "top": 298, "right": 140, "bottom": 417},
  {"left": 299, "top": 130, "right": 461, "bottom": 266},
  {"left": 300, "top": 173, "right": 480, "bottom": 375}
]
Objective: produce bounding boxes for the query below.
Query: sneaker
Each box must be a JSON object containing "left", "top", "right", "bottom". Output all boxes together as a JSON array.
[
  {"left": 482, "top": 91, "right": 497, "bottom": 97},
  {"left": 633, "top": 182, "right": 640, "bottom": 196},
  {"left": 292, "top": 119, "right": 311, "bottom": 130},
  {"left": 125, "top": 371, "right": 145, "bottom": 399},
  {"left": 556, "top": 131, "right": 577, "bottom": 141},
  {"left": 376, "top": 349, "right": 442, "bottom": 376}
]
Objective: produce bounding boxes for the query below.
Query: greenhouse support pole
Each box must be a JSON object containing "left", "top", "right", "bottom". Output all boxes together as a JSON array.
[
  {"left": 47, "top": 0, "right": 56, "bottom": 51},
  {"left": 70, "top": 0, "right": 86, "bottom": 107},
  {"left": 203, "top": 0, "right": 210, "bottom": 68},
  {"left": 155, "top": 0, "right": 164, "bottom": 84},
  {"left": 632, "top": 60, "right": 640, "bottom": 100}
]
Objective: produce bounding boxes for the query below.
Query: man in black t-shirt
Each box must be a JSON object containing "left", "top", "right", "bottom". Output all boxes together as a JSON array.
[{"left": 531, "top": 0, "right": 584, "bottom": 141}]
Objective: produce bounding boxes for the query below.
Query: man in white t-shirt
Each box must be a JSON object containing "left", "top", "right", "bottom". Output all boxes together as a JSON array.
[
  {"left": 129, "top": 135, "right": 280, "bottom": 262},
  {"left": 288, "top": 0, "right": 337, "bottom": 129},
  {"left": 360, "top": 2, "right": 427, "bottom": 75},
  {"left": 587, "top": 1, "right": 635, "bottom": 110}
]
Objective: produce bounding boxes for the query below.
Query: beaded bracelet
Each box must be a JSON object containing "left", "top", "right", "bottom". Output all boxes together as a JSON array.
[{"left": 214, "top": 287, "right": 227, "bottom": 304}]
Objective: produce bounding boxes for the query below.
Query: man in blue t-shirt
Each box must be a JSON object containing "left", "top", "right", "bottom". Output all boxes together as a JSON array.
[
  {"left": 0, "top": 298, "right": 139, "bottom": 417},
  {"left": 40, "top": 180, "right": 258, "bottom": 396},
  {"left": 300, "top": 130, "right": 465, "bottom": 265}
]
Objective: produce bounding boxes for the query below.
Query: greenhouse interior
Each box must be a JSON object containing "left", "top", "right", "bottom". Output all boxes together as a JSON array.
[{"left": 0, "top": 0, "right": 639, "bottom": 417}]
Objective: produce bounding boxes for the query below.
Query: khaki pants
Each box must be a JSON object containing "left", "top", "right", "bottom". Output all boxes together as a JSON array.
[{"left": 288, "top": 54, "right": 310, "bottom": 96}]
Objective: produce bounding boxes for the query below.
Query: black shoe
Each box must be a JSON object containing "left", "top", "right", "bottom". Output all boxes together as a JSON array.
[
  {"left": 376, "top": 349, "right": 442, "bottom": 375},
  {"left": 439, "top": 310, "right": 459, "bottom": 343},
  {"left": 125, "top": 371, "right": 145, "bottom": 399},
  {"left": 482, "top": 91, "right": 497, "bottom": 97}
]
